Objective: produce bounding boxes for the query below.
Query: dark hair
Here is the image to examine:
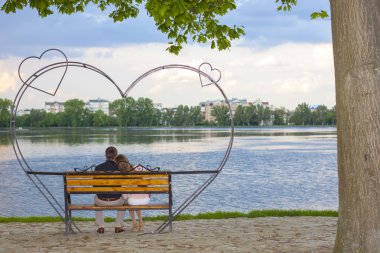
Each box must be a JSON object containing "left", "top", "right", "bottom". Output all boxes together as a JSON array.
[{"left": 105, "top": 146, "right": 118, "bottom": 160}]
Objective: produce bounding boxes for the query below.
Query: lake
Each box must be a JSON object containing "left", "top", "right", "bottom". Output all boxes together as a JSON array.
[{"left": 0, "top": 126, "right": 338, "bottom": 217}]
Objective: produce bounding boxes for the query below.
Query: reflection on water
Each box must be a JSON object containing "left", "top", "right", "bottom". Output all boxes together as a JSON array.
[
  {"left": 0, "top": 126, "right": 338, "bottom": 217},
  {"left": 10, "top": 127, "right": 231, "bottom": 145},
  {"left": 3, "top": 126, "right": 337, "bottom": 145}
]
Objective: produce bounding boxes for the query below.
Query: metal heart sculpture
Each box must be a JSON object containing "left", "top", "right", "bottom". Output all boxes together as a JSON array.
[
  {"left": 11, "top": 51, "right": 233, "bottom": 234},
  {"left": 18, "top": 48, "right": 68, "bottom": 96},
  {"left": 198, "top": 62, "right": 222, "bottom": 87}
]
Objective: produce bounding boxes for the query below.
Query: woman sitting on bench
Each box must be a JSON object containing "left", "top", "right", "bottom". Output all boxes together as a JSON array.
[{"left": 115, "top": 154, "right": 151, "bottom": 232}]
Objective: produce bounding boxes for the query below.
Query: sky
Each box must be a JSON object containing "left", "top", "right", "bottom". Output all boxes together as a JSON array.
[{"left": 0, "top": 0, "right": 334, "bottom": 110}]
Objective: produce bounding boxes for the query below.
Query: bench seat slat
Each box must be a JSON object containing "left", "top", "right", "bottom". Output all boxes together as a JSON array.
[
  {"left": 68, "top": 203, "right": 170, "bottom": 210},
  {"left": 66, "top": 179, "right": 169, "bottom": 186},
  {"left": 66, "top": 187, "right": 169, "bottom": 193}
]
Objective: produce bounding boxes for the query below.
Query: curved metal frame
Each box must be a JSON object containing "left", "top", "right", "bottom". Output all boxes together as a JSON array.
[{"left": 10, "top": 49, "right": 234, "bottom": 234}]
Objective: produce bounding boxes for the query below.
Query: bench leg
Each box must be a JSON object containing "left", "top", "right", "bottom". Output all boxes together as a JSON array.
[
  {"left": 64, "top": 208, "right": 70, "bottom": 235},
  {"left": 64, "top": 180, "right": 75, "bottom": 235},
  {"left": 68, "top": 209, "right": 74, "bottom": 233},
  {"left": 65, "top": 219, "right": 75, "bottom": 234},
  {"left": 169, "top": 207, "right": 173, "bottom": 233},
  {"left": 168, "top": 176, "right": 173, "bottom": 233},
  {"left": 64, "top": 210, "right": 74, "bottom": 235}
]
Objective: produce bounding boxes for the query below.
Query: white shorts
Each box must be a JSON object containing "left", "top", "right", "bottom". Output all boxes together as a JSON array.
[{"left": 127, "top": 197, "right": 150, "bottom": 206}]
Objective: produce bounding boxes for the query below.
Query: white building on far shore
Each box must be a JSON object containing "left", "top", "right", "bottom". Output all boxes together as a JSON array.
[
  {"left": 45, "top": 98, "right": 110, "bottom": 115},
  {"left": 199, "top": 98, "right": 249, "bottom": 122},
  {"left": 17, "top": 109, "right": 32, "bottom": 116},
  {"left": 45, "top": 101, "right": 65, "bottom": 113},
  {"left": 86, "top": 98, "right": 110, "bottom": 115}
]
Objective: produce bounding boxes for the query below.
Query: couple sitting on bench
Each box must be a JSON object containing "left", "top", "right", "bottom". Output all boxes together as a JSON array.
[{"left": 94, "top": 146, "right": 150, "bottom": 234}]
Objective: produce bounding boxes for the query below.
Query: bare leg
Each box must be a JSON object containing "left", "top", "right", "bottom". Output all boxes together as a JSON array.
[
  {"left": 137, "top": 210, "right": 144, "bottom": 231},
  {"left": 129, "top": 210, "right": 138, "bottom": 231}
]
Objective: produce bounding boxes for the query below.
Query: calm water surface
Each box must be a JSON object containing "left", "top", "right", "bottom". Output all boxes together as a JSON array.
[{"left": 0, "top": 127, "right": 337, "bottom": 217}]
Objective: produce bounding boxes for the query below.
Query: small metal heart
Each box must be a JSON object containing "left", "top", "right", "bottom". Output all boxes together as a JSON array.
[
  {"left": 198, "top": 62, "right": 221, "bottom": 87},
  {"left": 18, "top": 48, "right": 68, "bottom": 96}
]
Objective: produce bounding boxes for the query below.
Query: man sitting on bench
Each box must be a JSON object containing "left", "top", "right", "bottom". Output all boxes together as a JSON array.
[{"left": 94, "top": 146, "right": 125, "bottom": 234}]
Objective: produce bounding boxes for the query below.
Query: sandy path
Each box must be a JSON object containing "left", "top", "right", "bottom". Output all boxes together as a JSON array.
[{"left": 0, "top": 217, "right": 337, "bottom": 253}]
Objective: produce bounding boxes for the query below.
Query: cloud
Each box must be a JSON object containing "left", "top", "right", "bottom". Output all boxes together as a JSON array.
[
  {"left": 254, "top": 56, "right": 280, "bottom": 67},
  {"left": 82, "top": 12, "right": 108, "bottom": 24},
  {"left": 152, "top": 69, "right": 192, "bottom": 84},
  {"left": 0, "top": 42, "right": 335, "bottom": 110},
  {"left": 0, "top": 71, "right": 17, "bottom": 93},
  {"left": 274, "top": 75, "right": 319, "bottom": 94}
]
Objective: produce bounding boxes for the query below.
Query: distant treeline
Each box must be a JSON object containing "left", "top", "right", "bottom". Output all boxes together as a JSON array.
[
  {"left": 0, "top": 98, "right": 336, "bottom": 127},
  {"left": 233, "top": 102, "right": 336, "bottom": 126}
]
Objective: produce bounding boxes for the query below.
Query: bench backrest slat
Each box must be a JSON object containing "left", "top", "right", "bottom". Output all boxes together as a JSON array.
[
  {"left": 66, "top": 179, "right": 169, "bottom": 186},
  {"left": 64, "top": 173, "right": 170, "bottom": 194}
]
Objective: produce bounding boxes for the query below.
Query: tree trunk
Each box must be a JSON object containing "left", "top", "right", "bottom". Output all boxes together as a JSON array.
[{"left": 331, "top": 0, "right": 380, "bottom": 252}]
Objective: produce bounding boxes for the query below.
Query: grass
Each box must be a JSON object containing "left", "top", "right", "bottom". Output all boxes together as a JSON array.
[
  {"left": 247, "top": 209, "right": 338, "bottom": 218},
  {"left": 0, "top": 209, "right": 337, "bottom": 223}
]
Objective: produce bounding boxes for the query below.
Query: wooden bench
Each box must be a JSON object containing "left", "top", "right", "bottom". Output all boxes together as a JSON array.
[{"left": 63, "top": 172, "right": 172, "bottom": 234}]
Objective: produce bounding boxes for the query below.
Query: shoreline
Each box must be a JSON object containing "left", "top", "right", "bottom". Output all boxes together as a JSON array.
[
  {"left": 0, "top": 217, "right": 337, "bottom": 252},
  {"left": 0, "top": 209, "right": 338, "bottom": 223},
  {"left": 0, "top": 125, "right": 337, "bottom": 131}
]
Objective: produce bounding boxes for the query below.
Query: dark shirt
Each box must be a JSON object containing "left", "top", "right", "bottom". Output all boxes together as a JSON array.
[{"left": 95, "top": 160, "right": 121, "bottom": 199}]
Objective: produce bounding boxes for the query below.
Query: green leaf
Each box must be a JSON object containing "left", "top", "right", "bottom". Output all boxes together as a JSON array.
[
  {"left": 166, "top": 44, "right": 182, "bottom": 55},
  {"left": 211, "top": 40, "right": 216, "bottom": 49},
  {"left": 310, "top": 10, "right": 329, "bottom": 20}
]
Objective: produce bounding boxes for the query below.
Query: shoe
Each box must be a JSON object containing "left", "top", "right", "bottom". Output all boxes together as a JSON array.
[
  {"left": 97, "top": 227, "right": 105, "bottom": 234},
  {"left": 132, "top": 221, "right": 139, "bottom": 232},
  {"left": 115, "top": 227, "right": 125, "bottom": 233},
  {"left": 138, "top": 222, "right": 144, "bottom": 232}
]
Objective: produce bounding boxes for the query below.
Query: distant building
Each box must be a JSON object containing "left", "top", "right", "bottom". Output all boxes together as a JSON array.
[
  {"left": 153, "top": 103, "right": 163, "bottom": 110},
  {"left": 45, "top": 98, "right": 110, "bottom": 115},
  {"left": 199, "top": 98, "right": 275, "bottom": 124},
  {"left": 251, "top": 99, "right": 270, "bottom": 108},
  {"left": 309, "top": 105, "right": 322, "bottom": 111},
  {"left": 86, "top": 98, "right": 110, "bottom": 115},
  {"left": 45, "top": 101, "right": 65, "bottom": 113},
  {"left": 199, "top": 100, "right": 223, "bottom": 122},
  {"left": 229, "top": 98, "right": 248, "bottom": 107},
  {"left": 17, "top": 109, "right": 32, "bottom": 116},
  {"left": 228, "top": 98, "right": 248, "bottom": 117},
  {"left": 199, "top": 98, "right": 249, "bottom": 122}
]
